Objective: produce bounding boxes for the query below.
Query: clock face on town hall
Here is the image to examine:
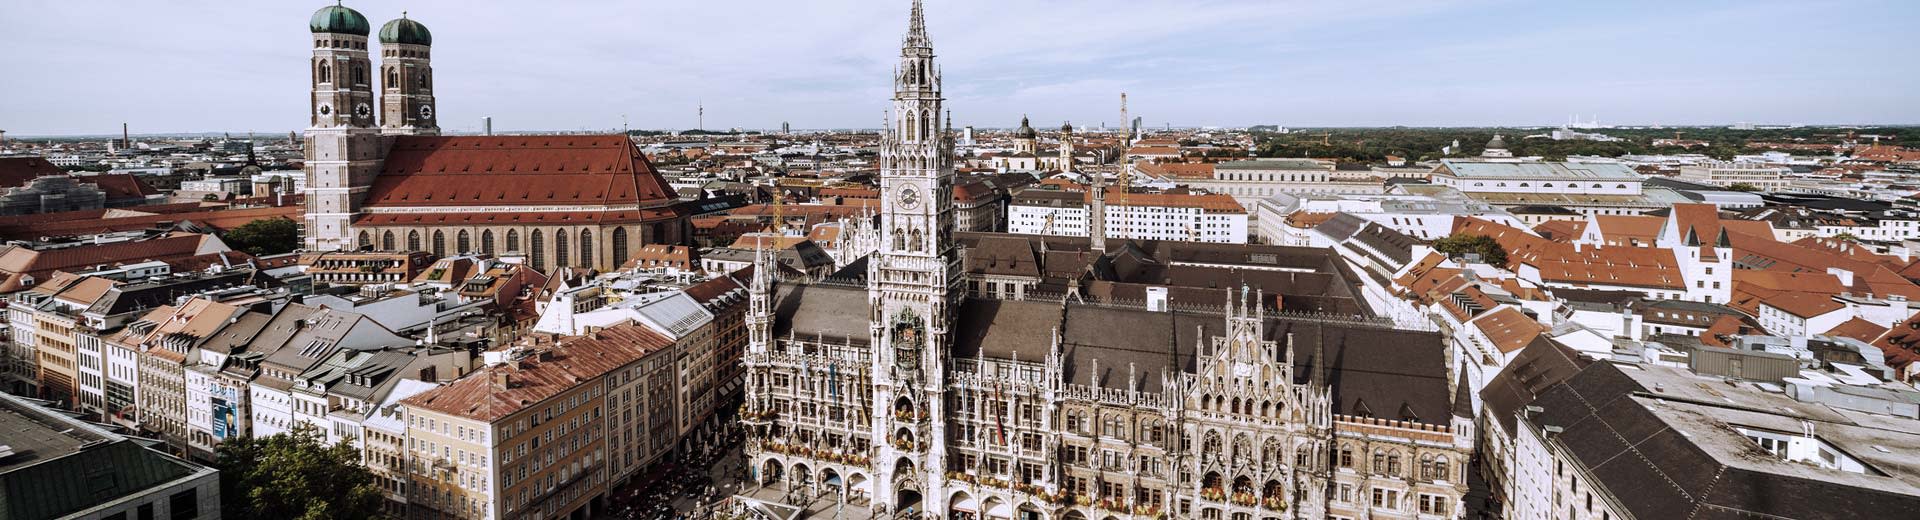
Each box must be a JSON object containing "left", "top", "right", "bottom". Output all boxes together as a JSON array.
[{"left": 897, "top": 185, "right": 921, "bottom": 209}]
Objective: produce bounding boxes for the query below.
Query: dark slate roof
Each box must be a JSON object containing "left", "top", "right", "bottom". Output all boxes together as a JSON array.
[
  {"left": 1478, "top": 336, "right": 1590, "bottom": 433},
  {"left": 0, "top": 394, "right": 206, "bottom": 520},
  {"left": 1315, "top": 213, "right": 1367, "bottom": 242},
  {"left": 1350, "top": 221, "right": 1425, "bottom": 266},
  {"left": 964, "top": 297, "right": 1449, "bottom": 422},
  {"left": 1525, "top": 362, "right": 1920, "bottom": 518},
  {"left": 772, "top": 282, "right": 870, "bottom": 344}
]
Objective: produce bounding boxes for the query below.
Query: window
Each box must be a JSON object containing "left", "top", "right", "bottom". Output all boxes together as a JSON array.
[
  {"left": 168, "top": 490, "right": 199, "bottom": 519},
  {"left": 611, "top": 227, "right": 629, "bottom": 267},
  {"left": 578, "top": 229, "right": 593, "bottom": 268},
  {"left": 530, "top": 230, "right": 545, "bottom": 271}
]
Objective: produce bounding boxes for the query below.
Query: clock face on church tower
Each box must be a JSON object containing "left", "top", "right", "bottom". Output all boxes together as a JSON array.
[
  {"left": 419, "top": 105, "right": 434, "bottom": 120},
  {"left": 354, "top": 103, "right": 372, "bottom": 119},
  {"left": 897, "top": 185, "right": 921, "bottom": 210}
]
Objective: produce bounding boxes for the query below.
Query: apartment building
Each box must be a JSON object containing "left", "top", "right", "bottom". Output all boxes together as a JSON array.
[
  {"left": 1678, "top": 160, "right": 1791, "bottom": 191},
  {"left": 1508, "top": 360, "right": 1920, "bottom": 519},
  {"left": 399, "top": 324, "right": 678, "bottom": 519},
  {"left": 300, "top": 250, "right": 438, "bottom": 286},
  {"left": 1007, "top": 188, "right": 1248, "bottom": 244}
]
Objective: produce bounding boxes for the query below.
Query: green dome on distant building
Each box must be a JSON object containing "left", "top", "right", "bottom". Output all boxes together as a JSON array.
[
  {"left": 309, "top": 4, "right": 371, "bottom": 36},
  {"left": 379, "top": 16, "right": 432, "bottom": 46}
]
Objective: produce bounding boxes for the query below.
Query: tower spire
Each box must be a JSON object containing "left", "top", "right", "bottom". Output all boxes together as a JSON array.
[{"left": 905, "top": 0, "right": 929, "bottom": 48}]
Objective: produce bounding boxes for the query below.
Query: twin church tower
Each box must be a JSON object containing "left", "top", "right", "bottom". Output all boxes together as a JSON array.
[{"left": 304, "top": 4, "right": 437, "bottom": 251}]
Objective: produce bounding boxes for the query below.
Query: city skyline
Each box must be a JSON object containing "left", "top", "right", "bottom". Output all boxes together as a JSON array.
[{"left": 3, "top": 0, "right": 1918, "bottom": 136}]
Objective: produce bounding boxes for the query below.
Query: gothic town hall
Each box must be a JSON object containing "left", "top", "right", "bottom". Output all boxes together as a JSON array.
[{"left": 736, "top": 3, "right": 1473, "bottom": 520}]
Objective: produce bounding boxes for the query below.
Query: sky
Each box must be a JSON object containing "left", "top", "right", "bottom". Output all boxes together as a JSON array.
[{"left": 2, "top": 0, "right": 1916, "bottom": 136}]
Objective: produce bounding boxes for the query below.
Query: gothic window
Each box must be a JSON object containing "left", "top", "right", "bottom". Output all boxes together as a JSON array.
[
  {"left": 893, "top": 228, "right": 905, "bottom": 251},
  {"left": 555, "top": 231, "right": 569, "bottom": 268},
  {"left": 1338, "top": 444, "right": 1354, "bottom": 468},
  {"left": 507, "top": 230, "right": 520, "bottom": 252},
  {"left": 1420, "top": 454, "right": 1434, "bottom": 480},
  {"left": 481, "top": 231, "right": 495, "bottom": 255},
  {"left": 381, "top": 231, "right": 395, "bottom": 251},
  {"left": 420, "top": 70, "right": 430, "bottom": 89},
  {"left": 457, "top": 230, "right": 471, "bottom": 254},
  {"left": 1387, "top": 451, "right": 1402, "bottom": 476},
  {"left": 579, "top": 229, "right": 593, "bottom": 268},
  {"left": 529, "top": 230, "right": 544, "bottom": 271},
  {"left": 1232, "top": 434, "right": 1252, "bottom": 464},
  {"left": 353, "top": 65, "right": 365, "bottom": 86},
  {"left": 407, "top": 231, "right": 421, "bottom": 252},
  {"left": 911, "top": 228, "right": 923, "bottom": 251},
  {"left": 318, "top": 61, "right": 331, "bottom": 84},
  {"left": 356, "top": 231, "right": 370, "bottom": 250},
  {"left": 1373, "top": 450, "right": 1386, "bottom": 473},
  {"left": 386, "top": 67, "right": 397, "bottom": 89},
  {"left": 1435, "top": 456, "right": 1450, "bottom": 482},
  {"left": 611, "top": 227, "right": 628, "bottom": 267},
  {"left": 431, "top": 231, "right": 446, "bottom": 257}
]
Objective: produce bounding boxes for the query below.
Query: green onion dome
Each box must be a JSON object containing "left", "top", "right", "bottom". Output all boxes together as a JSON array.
[{"left": 310, "top": 4, "right": 371, "bottom": 36}]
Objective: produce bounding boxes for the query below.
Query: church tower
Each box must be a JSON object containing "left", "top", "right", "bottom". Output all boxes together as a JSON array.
[
  {"left": 377, "top": 14, "right": 438, "bottom": 136},
  {"left": 1058, "top": 121, "right": 1075, "bottom": 173},
  {"left": 868, "top": 0, "right": 959, "bottom": 513},
  {"left": 305, "top": 3, "right": 382, "bottom": 251}
]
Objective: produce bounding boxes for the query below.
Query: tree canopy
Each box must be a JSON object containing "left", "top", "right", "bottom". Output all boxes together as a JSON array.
[
  {"left": 222, "top": 217, "right": 301, "bottom": 256},
  {"left": 1250, "top": 126, "right": 1910, "bottom": 163},
  {"left": 214, "top": 427, "right": 385, "bottom": 520},
  {"left": 1433, "top": 233, "right": 1509, "bottom": 265}
]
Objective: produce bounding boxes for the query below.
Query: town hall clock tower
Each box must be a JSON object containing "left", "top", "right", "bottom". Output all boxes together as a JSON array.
[{"left": 868, "top": 0, "right": 961, "bottom": 514}]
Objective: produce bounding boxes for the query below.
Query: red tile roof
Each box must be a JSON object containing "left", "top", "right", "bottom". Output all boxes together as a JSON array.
[
  {"left": 1455, "top": 217, "right": 1684, "bottom": 290},
  {"left": 1824, "top": 317, "right": 1889, "bottom": 344},
  {"left": 401, "top": 324, "right": 675, "bottom": 422},
  {"left": 354, "top": 209, "right": 680, "bottom": 226},
  {"left": 365, "top": 135, "right": 676, "bottom": 210},
  {"left": 0, "top": 204, "right": 301, "bottom": 237},
  {"left": 0, "top": 157, "right": 65, "bottom": 187},
  {"left": 1134, "top": 162, "right": 1215, "bottom": 179},
  {"left": 1593, "top": 215, "right": 1663, "bottom": 246},
  {"left": 1532, "top": 219, "right": 1586, "bottom": 242},
  {"left": 1728, "top": 231, "right": 1920, "bottom": 300},
  {"left": 1762, "top": 292, "right": 1845, "bottom": 318},
  {"left": 0, "top": 233, "right": 230, "bottom": 292},
  {"left": 1473, "top": 306, "right": 1546, "bottom": 354},
  {"left": 1871, "top": 316, "right": 1920, "bottom": 376},
  {"left": 85, "top": 173, "right": 160, "bottom": 199}
]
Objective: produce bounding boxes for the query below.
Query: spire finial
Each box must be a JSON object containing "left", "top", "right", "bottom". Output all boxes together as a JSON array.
[{"left": 904, "top": 0, "right": 930, "bottom": 48}]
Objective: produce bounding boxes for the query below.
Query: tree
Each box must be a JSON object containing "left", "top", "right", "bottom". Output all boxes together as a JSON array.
[
  {"left": 215, "top": 426, "right": 385, "bottom": 520},
  {"left": 1726, "top": 182, "right": 1761, "bottom": 192},
  {"left": 1834, "top": 232, "right": 1860, "bottom": 243},
  {"left": 223, "top": 217, "right": 301, "bottom": 256},
  {"left": 1433, "top": 233, "right": 1509, "bottom": 265}
]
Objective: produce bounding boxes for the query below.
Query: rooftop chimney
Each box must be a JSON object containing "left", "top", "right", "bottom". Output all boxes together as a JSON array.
[
  {"left": 1827, "top": 267, "right": 1855, "bottom": 287},
  {"left": 491, "top": 371, "right": 511, "bottom": 389}
]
